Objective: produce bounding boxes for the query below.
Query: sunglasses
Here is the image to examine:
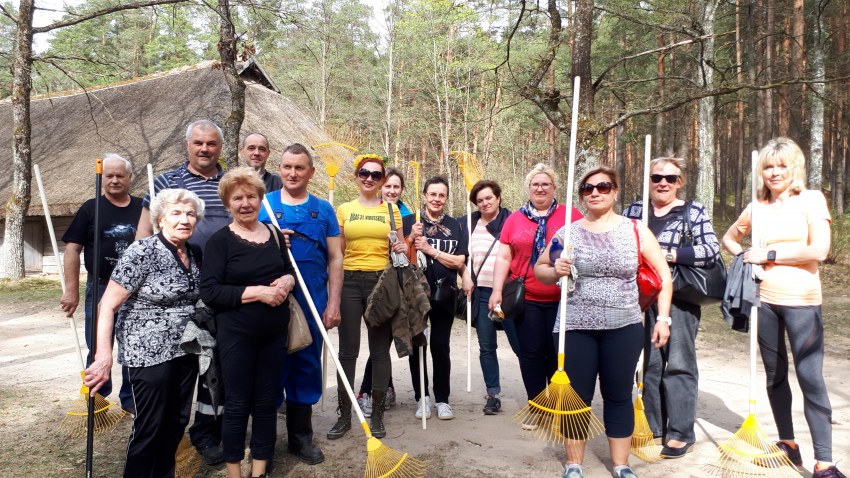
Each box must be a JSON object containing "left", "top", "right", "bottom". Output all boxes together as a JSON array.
[
  {"left": 650, "top": 174, "right": 679, "bottom": 184},
  {"left": 357, "top": 168, "right": 384, "bottom": 181},
  {"left": 579, "top": 181, "right": 614, "bottom": 196}
]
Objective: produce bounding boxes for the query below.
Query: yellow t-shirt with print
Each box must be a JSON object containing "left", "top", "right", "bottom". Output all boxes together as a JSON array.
[{"left": 336, "top": 200, "right": 403, "bottom": 271}]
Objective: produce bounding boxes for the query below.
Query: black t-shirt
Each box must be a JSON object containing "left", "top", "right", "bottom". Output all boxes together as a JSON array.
[
  {"left": 62, "top": 195, "right": 144, "bottom": 281},
  {"left": 403, "top": 213, "right": 468, "bottom": 289}
]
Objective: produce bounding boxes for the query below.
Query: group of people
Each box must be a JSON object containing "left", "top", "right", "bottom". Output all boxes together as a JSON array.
[{"left": 65, "top": 121, "right": 841, "bottom": 478}]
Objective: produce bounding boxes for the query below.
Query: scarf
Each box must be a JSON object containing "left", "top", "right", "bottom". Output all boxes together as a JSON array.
[
  {"left": 421, "top": 205, "right": 452, "bottom": 238},
  {"left": 519, "top": 199, "right": 558, "bottom": 266}
]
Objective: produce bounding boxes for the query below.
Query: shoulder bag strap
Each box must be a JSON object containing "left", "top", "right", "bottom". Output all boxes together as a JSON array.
[
  {"left": 266, "top": 223, "right": 281, "bottom": 250},
  {"left": 680, "top": 200, "right": 694, "bottom": 246},
  {"left": 472, "top": 237, "right": 499, "bottom": 282}
]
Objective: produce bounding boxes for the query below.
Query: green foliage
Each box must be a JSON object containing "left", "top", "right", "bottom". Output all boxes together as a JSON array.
[{"left": 826, "top": 213, "right": 850, "bottom": 265}]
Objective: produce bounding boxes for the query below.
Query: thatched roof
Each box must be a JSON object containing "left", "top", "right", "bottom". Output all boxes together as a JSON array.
[{"left": 0, "top": 61, "right": 356, "bottom": 217}]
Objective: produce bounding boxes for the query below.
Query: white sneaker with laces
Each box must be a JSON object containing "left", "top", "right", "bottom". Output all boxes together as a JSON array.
[
  {"left": 436, "top": 402, "right": 454, "bottom": 420},
  {"left": 414, "top": 396, "right": 431, "bottom": 419}
]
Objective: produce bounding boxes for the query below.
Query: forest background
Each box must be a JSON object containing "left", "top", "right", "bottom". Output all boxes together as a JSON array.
[{"left": 2, "top": 0, "right": 850, "bottom": 257}]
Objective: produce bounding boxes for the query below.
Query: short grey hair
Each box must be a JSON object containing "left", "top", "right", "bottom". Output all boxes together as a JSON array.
[
  {"left": 102, "top": 153, "right": 132, "bottom": 175},
  {"left": 524, "top": 163, "right": 559, "bottom": 191},
  {"left": 185, "top": 120, "right": 223, "bottom": 144},
  {"left": 149, "top": 188, "right": 206, "bottom": 233}
]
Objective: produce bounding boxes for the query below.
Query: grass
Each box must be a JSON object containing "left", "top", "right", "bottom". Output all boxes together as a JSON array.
[{"left": 0, "top": 277, "right": 62, "bottom": 303}]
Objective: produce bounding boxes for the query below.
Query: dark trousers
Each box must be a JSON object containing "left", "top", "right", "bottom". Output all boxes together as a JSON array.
[
  {"left": 358, "top": 359, "right": 394, "bottom": 395},
  {"left": 124, "top": 354, "right": 198, "bottom": 478},
  {"left": 759, "top": 302, "right": 833, "bottom": 462},
  {"left": 338, "top": 271, "right": 393, "bottom": 396},
  {"left": 217, "top": 326, "right": 287, "bottom": 462},
  {"left": 643, "top": 301, "right": 701, "bottom": 443},
  {"left": 84, "top": 278, "right": 132, "bottom": 407},
  {"left": 561, "top": 323, "right": 643, "bottom": 438},
  {"left": 408, "top": 302, "right": 454, "bottom": 403},
  {"left": 515, "top": 300, "right": 559, "bottom": 400}
]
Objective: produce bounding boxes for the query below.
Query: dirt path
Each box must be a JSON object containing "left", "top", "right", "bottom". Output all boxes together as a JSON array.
[{"left": 1, "top": 283, "right": 848, "bottom": 478}]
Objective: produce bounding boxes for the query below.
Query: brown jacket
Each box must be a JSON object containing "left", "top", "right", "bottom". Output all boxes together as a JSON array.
[{"left": 365, "top": 263, "right": 431, "bottom": 358}]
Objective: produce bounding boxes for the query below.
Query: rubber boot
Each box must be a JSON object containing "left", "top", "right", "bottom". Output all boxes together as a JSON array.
[
  {"left": 327, "top": 394, "right": 352, "bottom": 440},
  {"left": 286, "top": 403, "right": 325, "bottom": 465},
  {"left": 370, "top": 389, "right": 387, "bottom": 439}
]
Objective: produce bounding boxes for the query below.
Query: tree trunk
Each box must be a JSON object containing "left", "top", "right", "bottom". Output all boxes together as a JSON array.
[
  {"left": 808, "top": 0, "right": 825, "bottom": 189},
  {"left": 789, "top": 0, "right": 806, "bottom": 143},
  {"left": 218, "top": 0, "right": 245, "bottom": 169},
  {"left": 695, "top": 0, "right": 720, "bottom": 218},
  {"left": 2, "top": 0, "right": 35, "bottom": 278}
]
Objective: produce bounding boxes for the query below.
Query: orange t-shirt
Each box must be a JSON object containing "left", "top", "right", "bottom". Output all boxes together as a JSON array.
[{"left": 732, "top": 190, "right": 831, "bottom": 305}]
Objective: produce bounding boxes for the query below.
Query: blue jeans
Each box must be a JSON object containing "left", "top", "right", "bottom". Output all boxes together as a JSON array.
[
  {"left": 85, "top": 277, "right": 132, "bottom": 408},
  {"left": 475, "top": 287, "right": 520, "bottom": 396}
]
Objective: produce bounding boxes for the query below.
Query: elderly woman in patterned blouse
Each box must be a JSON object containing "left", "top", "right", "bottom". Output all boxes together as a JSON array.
[{"left": 85, "top": 188, "right": 205, "bottom": 478}]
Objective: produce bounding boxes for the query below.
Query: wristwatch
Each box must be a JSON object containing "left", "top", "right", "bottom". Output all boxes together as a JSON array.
[
  {"left": 767, "top": 250, "right": 777, "bottom": 263},
  {"left": 665, "top": 250, "right": 674, "bottom": 263},
  {"left": 656, "top": 315, "right": 672, "bottom": 326}
]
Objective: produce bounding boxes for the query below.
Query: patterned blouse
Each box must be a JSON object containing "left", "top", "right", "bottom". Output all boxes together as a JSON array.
[
  {"left": 622, "top": 200, "right": 720, "bottom": 267},
  {"left": 554, "top": 217, "right": 642, "bottom": 331},
  {"left": 112, "top": 234, "right": 201, "bottom": 367}
]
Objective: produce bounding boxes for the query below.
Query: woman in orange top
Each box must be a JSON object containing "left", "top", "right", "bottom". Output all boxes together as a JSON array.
[{"left": 722, "top": 137, "right": 841, "bottom": 478}]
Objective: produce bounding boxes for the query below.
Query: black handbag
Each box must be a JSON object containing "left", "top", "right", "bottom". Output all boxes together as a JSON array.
[
  {"left": 672, "top": 201, "right": 728, "bottom": 306},
  {"left": 432, "top": 276, "right": 459, "bottom": 315},
  {"left": 500, "top": 258, "right": 530, "bottom": 320}
]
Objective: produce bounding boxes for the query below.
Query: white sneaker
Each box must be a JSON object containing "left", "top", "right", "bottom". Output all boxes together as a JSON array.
[
  {"left": 414, "top": 396, "right": 431, "bottom": 419},
  {"left": 436, "top": 402, "right": 454, "bottom": 420},
  {"left": 357, "top": 393, "right": 372, "bottom": 418}
]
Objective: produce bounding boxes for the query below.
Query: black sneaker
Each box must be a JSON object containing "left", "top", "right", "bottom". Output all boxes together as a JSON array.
[
  {"left": 774, "top": 441, "right": 803, "bottom": 467},
  {"left": 200, "top": 444, "right": 225, "bottom": 466},
  {"left": 483, "top": 395, "right": 501, "bottom": 415}
]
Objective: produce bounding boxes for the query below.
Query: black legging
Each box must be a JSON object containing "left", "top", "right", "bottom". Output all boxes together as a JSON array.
[
  {"left": 560, "top": 322, "right": 643, "bottom": 438},
  {"left": 758, "top": 302, "right": 833, "bottom": 462}
]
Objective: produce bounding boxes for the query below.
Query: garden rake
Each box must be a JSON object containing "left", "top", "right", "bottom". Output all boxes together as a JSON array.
[
  {"left": 263, "top": 198, "right": 426, "bottom": 478},
  {"left": 314, "top": 139, "right": 359, "bottom": 412},
  {"left": 174, "top": 435, "right": 201, "bottom": 478},
  {"left": 630, "top": 135, "right": 662, "bottom": 462},
  {"left": 33, "top": 164, "right": 125, "bottom": 438},
  {"left": 706, "top": 151, "right": 798, "bottom": 478},
  {"left": 514, "top": 76, "right": 603, "bottom": 444},
  {"left": 455, "top": 150, "right": 483, "bottom": 393}
]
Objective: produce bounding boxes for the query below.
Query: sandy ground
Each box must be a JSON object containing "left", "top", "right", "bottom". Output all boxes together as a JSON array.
[{"left": 0, "top": 288, "right": 848, "bottom": 478}]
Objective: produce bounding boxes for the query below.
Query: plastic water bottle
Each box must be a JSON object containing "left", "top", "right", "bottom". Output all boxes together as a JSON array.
[{"left": 549, "top": 237, "right": 564, "bottom": 263}]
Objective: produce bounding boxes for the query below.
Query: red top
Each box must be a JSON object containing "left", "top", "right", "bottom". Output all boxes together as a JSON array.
[{"left": 499, "top": 204, "right": 583, "bottom": 302}]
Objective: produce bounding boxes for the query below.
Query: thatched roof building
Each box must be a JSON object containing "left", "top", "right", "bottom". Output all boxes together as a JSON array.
[{"left": 0, "top": 60, "right": 355, "bottom": 272}]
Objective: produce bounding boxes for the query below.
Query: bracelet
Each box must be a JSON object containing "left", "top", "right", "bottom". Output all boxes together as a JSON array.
[
  {"left": 656, "top": 315, "right": 672, "bottom": 326},
  {"left": 434, "top": 250, "right": 443, "bottom": 261}
]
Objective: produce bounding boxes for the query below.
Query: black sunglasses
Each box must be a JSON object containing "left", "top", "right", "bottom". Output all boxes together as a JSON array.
[
  {"left": 650, "top": 174, "right": 679, "bottom": 184},
  {"left": 357, "top": 168, "right": 384, "bottom": 181},
  {"left": 579, "top": 181, "right": 614, "bottom": 196}
]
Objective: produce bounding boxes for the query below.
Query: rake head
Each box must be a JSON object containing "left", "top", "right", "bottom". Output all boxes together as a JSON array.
[
  {"left": 174, "top": 435, "right": 201, "bottom": 478},
  {"left": 58, "top": 390, "right": 126, "bottom": 438},
  {"left": 631, "top": 394, "right": 661, "bottom": 462},
  {"left": 452, "top": 151, "right": 482, "bottom": 192},
  {"left": 514, "top": 370, "right": 603, "bottom": 444},
  {"left": 364, "top": 436, "right": 426, "bottom": 478},
  {"left": 705, "top": 414, "right": 799, "bottom": 478}
]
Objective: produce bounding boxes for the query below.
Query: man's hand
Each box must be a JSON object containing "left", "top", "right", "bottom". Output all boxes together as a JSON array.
[
  {"left": 322, "top": 304, "right": 341, "bottom": 330},
  {"left": 60, "top": 291, "right": 79, "bottom": 317},
  {"left": 280, "top": 228, "right": 294, "bottom": 249}
]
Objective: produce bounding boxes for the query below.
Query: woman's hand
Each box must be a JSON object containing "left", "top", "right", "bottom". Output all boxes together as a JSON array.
[
  {"left": 413, "top": 236, "right": 429, "bottom": 252},
  {"left": 258, "top": 285, "right": 288, "bottom": 307},
  {"left": 488, "top": 290, "right": 502, "bottom": 311},
  {"left": 553, "top": 257, "right": 574, "bottom": 278},
  {"left": 652, "top": 321, "right": 670, "bottom": 348},
  {"left": 744, "top": 247, "right": 768, "bottom": 264},
  {"left": 461, "top": 271, "right": 474, "bottom": 298},
  {"left": 410, "top": 222, "right": 423, "bottom": 240},
  {"left": 83, "top": 350, "right": 113, "bottom": 396},
  {"left": 271, "top": 275, "right": 295, "bottom": 297},
  {"left": 391, "top": 238, "right": 408, "bottom": 254}
]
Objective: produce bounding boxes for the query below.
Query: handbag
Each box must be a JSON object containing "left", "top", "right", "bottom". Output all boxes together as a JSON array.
[
  {"left": 632, "top": 220, "right": 662, "bottom": 312},
  {"left": 671, "top": 201, "right": 728, "bottom": 306},
  {"left": 266, "top": 224, "right": 314, "bottom": 354},
  {"left": 432, "top": 276, "right": 460, "bottom": 314},
  {"left": 500, "top": 256, "right": 530, "bottom": 320}
]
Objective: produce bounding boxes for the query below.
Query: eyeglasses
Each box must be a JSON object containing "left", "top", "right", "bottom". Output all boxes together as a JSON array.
[
  {"left": 530, "top": 182, "right": 553, "bottom": 190},
  {"left": 578, "top": 181, "right": 614, "bottom": 196},
  {"left": 650, "top": 174, "right": 679, "bottom": 184},
  {"left": 357, "top": 168, "right": 384, "bottom": 181}
]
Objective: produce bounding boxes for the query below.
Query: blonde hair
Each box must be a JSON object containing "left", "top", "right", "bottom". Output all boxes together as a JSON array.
[
  {"left": 757, "top": 137, "right": 806, "bottom": 200},
  {"left": 524, "top": 163, "right": 559, "bottom": 193},
  {"left": 150, "top": 189, "right": 205, "bottom": 233},
  {"left": 218, "top": 166, "right": 265, "bottom": 205}
]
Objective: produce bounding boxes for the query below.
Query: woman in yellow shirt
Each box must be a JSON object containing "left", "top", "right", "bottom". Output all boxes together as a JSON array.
[
  {"left": 723, "top": 137, "right": 841, "bottom": 478},
  {"left": 327, "top": 155, "right": 406, "bottom": 441}
]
